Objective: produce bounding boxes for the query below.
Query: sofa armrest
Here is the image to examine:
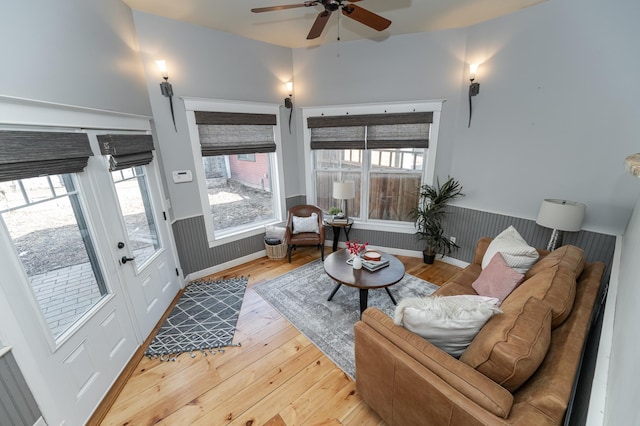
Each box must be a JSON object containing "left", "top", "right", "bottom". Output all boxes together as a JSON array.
[
  {"left": 356, "top": 308, "right": 513, "bottom": 420},
  {"left": 472, "top": 237, "right": 494, "bottom": 265}
]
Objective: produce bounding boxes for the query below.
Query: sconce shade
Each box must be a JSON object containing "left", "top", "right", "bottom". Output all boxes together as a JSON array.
[
  {"left": 155, "top": 60, "right": 168, "bottom": 78},
  {"left": 469, "top": 63, "right": 479, "bottom": 80},
  {"left": 536, "top": 199, "right": 586, "bottom": 232},
  {"left": 333, "top": 181, "right": 355, "bottom": 200}
]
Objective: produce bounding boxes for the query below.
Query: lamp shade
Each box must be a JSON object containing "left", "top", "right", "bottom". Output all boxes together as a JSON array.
[
  {"left": 333, "top": 181, "right": 355, "bottom": 200},
  {"left": 536, "top": 199, "right": 586, "bottom": 232}
]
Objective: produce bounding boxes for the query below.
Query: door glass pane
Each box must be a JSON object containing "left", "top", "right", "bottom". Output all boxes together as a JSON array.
[
  {"left": 111, "top": 167, "right": 161, "bottom": 269},
  {"left": 0, "top": 175, "right": 107, "bottom": 339}
]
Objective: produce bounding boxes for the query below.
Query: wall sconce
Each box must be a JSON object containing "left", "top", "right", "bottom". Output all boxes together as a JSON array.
[
  {"left": 284, "top": 81, "right": 293, "bottom": 133},
  {"left": 468, "top": 63, "right": 480, "bottom": 128},
  {"left": 155, "top": 60, "right": 177, "bottom": 132}
]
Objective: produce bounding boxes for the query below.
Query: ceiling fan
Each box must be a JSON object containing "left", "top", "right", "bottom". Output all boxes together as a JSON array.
[{"left": 251, "top": 0, "right": 391, "bottom": 40}]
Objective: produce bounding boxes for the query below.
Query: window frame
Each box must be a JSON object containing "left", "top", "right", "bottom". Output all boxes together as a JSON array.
[
  {"left": 302, "top": 100, "right": 444, "bottom": 234},
  {"left": 184, "top": 98, "right": 286, "bottom": 247}
]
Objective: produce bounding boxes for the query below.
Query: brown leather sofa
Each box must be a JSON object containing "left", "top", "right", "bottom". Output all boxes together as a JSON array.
[{"left": 354, "top": 238, "right": 605, "bottom": 425}]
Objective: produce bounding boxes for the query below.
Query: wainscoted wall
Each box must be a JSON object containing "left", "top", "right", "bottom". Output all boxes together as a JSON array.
[
  {"left": 173, "top": 195, "right": 307, "bottom": 276},
  {"left": 173, "top": 202, "right": 615, "bottom": 281},
  {"left": 337, "top": 205, "right": 615, "bottom": 280},
  {"left": 441, "top": 206, "right": 616, "bottom": 281},
  {"left": 0, "top": 348, "right": 41, "bottom": 426}
]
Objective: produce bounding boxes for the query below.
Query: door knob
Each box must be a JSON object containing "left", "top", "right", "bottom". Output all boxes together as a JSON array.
[
  {"left": 121, "top": 256, "right": 135, "bottom": 264},
  {"left": 117, "top": 242, "right": 125, "bottom": 249}
]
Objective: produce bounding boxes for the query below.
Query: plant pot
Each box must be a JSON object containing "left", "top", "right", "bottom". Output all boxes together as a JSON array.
[{"left": 423, "top": 251, "right": 436, "bottom": 264}]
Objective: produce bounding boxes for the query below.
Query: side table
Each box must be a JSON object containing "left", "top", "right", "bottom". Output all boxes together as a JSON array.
[{"left": 324, "top": 218, "right": 354, "bottom": 252}]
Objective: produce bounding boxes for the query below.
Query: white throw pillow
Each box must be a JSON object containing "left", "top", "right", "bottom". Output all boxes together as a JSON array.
[
  {"left": 394, "top": 295, "right": 502, "bottom": 357},
  {"left": 265, "top": 225, "right": 286, "bottom": 241},
  {"left": 482, "top": 226, "right": 539, "bottom": 274},
  {"left": 292, "top": 213, "right": 319, "bottom": 234}
]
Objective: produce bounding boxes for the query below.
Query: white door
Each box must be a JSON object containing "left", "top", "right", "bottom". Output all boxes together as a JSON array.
[
  {"left": 0, "top": 122, "right": 181, "bottom": 425},
  {"left": 87, "top": 131, "right": 181, "bottom": 339}
]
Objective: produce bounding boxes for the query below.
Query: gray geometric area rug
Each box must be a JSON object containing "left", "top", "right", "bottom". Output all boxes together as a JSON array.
[
  {"left": 145, "top": 276, "right": 248, "bottom": 361},
  {"left": 254, "top": 259, "right": 439, "bottom": 379}
]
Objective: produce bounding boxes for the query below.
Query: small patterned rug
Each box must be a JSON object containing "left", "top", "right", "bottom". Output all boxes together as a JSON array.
[
  {"left": 145, "top": 276, "right": 247, "bottom": 361},
  {"left": 254, "top": 259, "right": 438, "bottom": 379}
]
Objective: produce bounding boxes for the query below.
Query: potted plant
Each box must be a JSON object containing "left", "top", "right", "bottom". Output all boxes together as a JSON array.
[
  {"left": 411, "top": 176, "right": 464, "bottom": 264},
  {"left": 328, "top": 206, "right": 344, "bottom": 219}
]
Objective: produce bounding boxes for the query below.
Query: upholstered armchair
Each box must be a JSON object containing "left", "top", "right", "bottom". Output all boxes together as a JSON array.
[{"left": 285, "top": 205, "right": 325, "bottom": 263}]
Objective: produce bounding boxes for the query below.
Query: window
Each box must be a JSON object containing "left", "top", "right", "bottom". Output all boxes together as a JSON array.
[
  {"left": 237, "top": 153, "right": 256, "bottom": 162},
  {"left": 0, "top": 130, "right": 105, "bottom": 339},
  {"left": 111, "top": 167, "right": 161, "bottom": 268},
  {"left": 97, "top": 134, "right": 161, "bottom": 270},
  {"left": 305, "top": 102, "right": 442, "bottom": 227},
  {"left": 184, "top": 100, "right": 285, "bottom": 243}
]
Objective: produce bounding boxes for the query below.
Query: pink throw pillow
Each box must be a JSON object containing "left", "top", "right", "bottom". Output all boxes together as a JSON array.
[{"left": 472, "top": 252, "right": 524, "bottom": 304}]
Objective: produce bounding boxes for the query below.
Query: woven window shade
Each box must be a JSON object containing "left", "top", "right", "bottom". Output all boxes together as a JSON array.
[
  {"left": 310, "top": 126, "right": 365, "bottom": 150},
  {"left": 97, "top": 134, "right": 155, "bottom": 171},
  {"left": 195, "top": 111, "right": 277, "bottom": 156},
  {"left": 0, "top": 131, "right": 93, "bottom": 182},
  {"left": 307, "top": 112, "right": 432, "bottom": 150},
  {"left": 367, "top": 123, "right": 430, "bottom": 149}
]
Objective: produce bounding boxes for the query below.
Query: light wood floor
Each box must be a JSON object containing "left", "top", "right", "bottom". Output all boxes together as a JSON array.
[{"left": 94, "top": 247, "right": 461, "bottom": 426}]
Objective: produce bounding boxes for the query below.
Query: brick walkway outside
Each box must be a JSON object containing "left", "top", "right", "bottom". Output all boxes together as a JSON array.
[{"left": 30, "top": 262, "right": 103, "bottom": 337}]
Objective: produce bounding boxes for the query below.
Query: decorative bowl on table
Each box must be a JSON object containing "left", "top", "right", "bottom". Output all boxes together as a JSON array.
[{"left": 363, "top": 250, "right": 382, "bottom": 261}]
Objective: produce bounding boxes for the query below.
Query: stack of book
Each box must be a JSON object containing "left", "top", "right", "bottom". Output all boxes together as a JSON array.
[
  {"left": 361, "top": 258, "right": 389, "bottom": 272},
  {"left": 331, "top": 216, "right": 349, "bottom": 224},
  {"left": 346, "top": 256, "right": 390, "bottom": 272}
]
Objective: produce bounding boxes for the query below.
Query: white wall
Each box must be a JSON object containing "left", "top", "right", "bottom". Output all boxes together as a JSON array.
[
  {"left": 132, "top": 11, "right": 297, "bottom": 219},
  {"left": 605, "top": 191, "right": 640, "bottom": 424},
  {"left": 291, "top": 0, "right": 640, "bottom": 237},
  {"left": 292, "top": 29, "right": 468, "bottom": 185},
  {"left": 454, "top": 0, "right": 640, "bottom": 235},
  {"left": 0, "top": 0, "right": 150, "bottom": 115}
]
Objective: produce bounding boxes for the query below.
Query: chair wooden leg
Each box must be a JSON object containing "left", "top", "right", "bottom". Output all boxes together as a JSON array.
[{"left": 287, "top": 245, "right": 293, "bottom": 263}]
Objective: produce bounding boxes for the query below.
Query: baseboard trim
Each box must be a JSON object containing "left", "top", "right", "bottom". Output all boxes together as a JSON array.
[
  {"left": 185, "top": 250, "right": 268, "bottom": 282},
  {"left": 330, "top": 241, "right": 470, "bottom": 268}
]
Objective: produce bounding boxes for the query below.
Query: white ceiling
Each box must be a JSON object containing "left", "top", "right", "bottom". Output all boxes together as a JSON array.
[{"left": 122, "top": 0, "right": 547, "bottom": 49}]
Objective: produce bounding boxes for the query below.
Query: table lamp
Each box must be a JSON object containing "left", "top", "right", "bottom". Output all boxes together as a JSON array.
[
  {"left": 536, "top": 199, "right": 586, "bottom": 251},
  {"left": 333, "top": 181, "right": 355, "bottom": 220}
]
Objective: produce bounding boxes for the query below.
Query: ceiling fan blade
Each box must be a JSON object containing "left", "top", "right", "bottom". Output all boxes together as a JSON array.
[
  {"left": 341, "top": 4, "right": 391, "bottom": 31},
  {"left": 307, "top": 10, "right": 331, "bottom": 39},
  {"left": 251, "top": 2, "right": 317, "bottom": 13}
]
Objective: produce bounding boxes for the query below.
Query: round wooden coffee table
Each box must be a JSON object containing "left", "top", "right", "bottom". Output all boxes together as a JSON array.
[{"left": 324, "top": 249, "right": 405, "bottom": 316}]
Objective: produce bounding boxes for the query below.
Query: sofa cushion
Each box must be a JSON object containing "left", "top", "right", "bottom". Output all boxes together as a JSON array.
[
  {"left": 524, "top": 245, "right": 585, "bottom": 280},
  {"left": 505, "top": 264, "right": 576, "bottom": 328},
  {"left": 472, "top": 252, "right": 525, "bottom": 304},
  {"left": 292, "top": 213, "right": 319, "bottom": 234},
  {"left": 482, "top": 226, "right": 540, "bottom": 274},
  {"left": 460, "top": 297, "right": 552, "bottom": 392},
  {"left": 394, "top": 295, "right": 502, "bottom": 357}
]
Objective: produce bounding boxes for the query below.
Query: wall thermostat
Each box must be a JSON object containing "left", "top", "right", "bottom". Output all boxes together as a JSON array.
[{"left": 172, "top": 170, "right": 193, "bottom": 183}]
